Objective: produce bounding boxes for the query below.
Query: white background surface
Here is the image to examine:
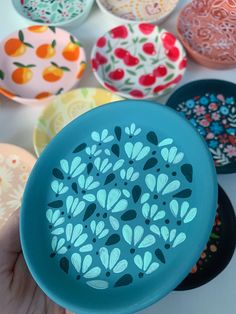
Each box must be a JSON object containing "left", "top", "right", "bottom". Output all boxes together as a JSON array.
[{"left": 0, "top": 1, "right": 235, "bottom": 313}]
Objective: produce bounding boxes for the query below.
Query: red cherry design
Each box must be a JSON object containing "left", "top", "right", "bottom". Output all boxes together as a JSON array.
[
  {"left": 97, "top": 36, "right": 107, "bottom": 48},
  {"left": 166, "top": 46, "right": 180, "bottom": 62},
  {"left": 115, "top": 48, "right": 129, "bottom": 59},
  {"left": 104, "top": 82, "right": 118, "bottom": 92},
  {"left": 153, "top": 84, "right": 166, "bottom": 93},
  {"left": 124, "top": 54, "right": 139, "bottom": 66},
  {"left": 161, "top": 32, "right": 176, "bottom": 50},
  {"left": 129, "top": 90, "right": 144, "bottom": 98},
  {"left": 139, "top": 74, "right": 156, "bottom": 86},
  {"left": 153, "top": 65, "right": 167, "bottom": 77},
  {"left": 153, "top": 74, "right": 183, "bottom": 93},
  {"left": 179, "top": 57, "right": 187, "bottom": 70},
  {"left": 143, "top": 43, "right": 156, "bottom": 55},
  {"left": 139, "top": 23, "right": 155, "bottom": 35},
  {"left": 110, "top": 26, "right": 128, "bottom": 39},
  {"left": 108, "top": 69, "right": 125, "bottom": 80},
  {"left": 95, "top": 52, "right": 108, "bottom": 65},
  {"left": 91, "top": 59, "right": 98, "bottom": 71}
]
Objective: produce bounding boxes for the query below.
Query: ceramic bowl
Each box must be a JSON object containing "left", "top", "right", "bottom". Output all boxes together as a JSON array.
[
  {"left": 12, "top": 0, "right": 94, "bottom": 28},
  {"left": 91, "top": 23, "right": 187, "bottom": 99},
  {"left": 33, "top": 87, "right": 123, "bottom": 156},
  {"left": 0, "top": 143, "right": 36, "bottom": 228},
  {"left": 21, "top": 100, "right": 217, "bottom": 314},
  {"left": 176, "top": 184, "right": 236, "bottom": 290},
  {"left": 166, "top": 79, "right": 236, "bottom": 174},
  {"left": 0, "top": 26, "right": 86, "bottom": 106},
  {"left": 177, "top": 1, "right": 236, "bottom": 69},
  {"left": 96, "top": 0, "right": 179, "bottom": 24}
]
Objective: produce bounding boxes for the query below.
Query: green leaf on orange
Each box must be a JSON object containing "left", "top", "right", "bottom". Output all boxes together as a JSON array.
[
  {"left": 18, "top": 30, "right": 24, "bottom": 42},
  {"left": 0, "top": 70, "right": 4, "bottom": 80}
]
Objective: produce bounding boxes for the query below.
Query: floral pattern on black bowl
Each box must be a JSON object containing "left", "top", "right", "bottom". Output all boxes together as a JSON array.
[
  {"left": 176, "top": 185, "right": 236, "bottom": 290},
  {"left": 166, "top": 80, "right": 236, "bottom": 174}
]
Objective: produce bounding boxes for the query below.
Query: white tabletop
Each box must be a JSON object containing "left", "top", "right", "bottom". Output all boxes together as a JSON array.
[{"left": 0, "top": 1, "right": 235, "bottom": 313}]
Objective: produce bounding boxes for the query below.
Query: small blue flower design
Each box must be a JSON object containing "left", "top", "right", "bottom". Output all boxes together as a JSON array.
[
  {"left": 197, "top": 126, "right": 206, "bottom": 136},
  {"left": 226, "top": 97, "right": 234, "bottom": 105},
  {"left": 209, "top": 140, "right": 218, "bottom": 149},
  {"left": 226, "top": 128, "right": 235, "bottom": 135},
  {"left": 199, "top": 96, "right": 209, "bottom": 105},
  {"left": 189, "top": 118, "right": 197, "bottom": 127},
  {"left": 85, "top": 145, "right": 102, "bottom": 157},
  {"left": 209, "top": 94, "right": 218, "bottom": 103},
  {"left": 210, "top": 122, "right": 223, "bottom": 135},
  {"left": 186, "top": 99, "right": 195, "bottom": 109},
  {"left": 219, "top": 106, "right": 229, "bottom": 115},
  {"left": 91, "top": 129, "right": 114, "bottom": 143},
  {"left": 125, "top": 123, "right": 141, "bottom": 137}
]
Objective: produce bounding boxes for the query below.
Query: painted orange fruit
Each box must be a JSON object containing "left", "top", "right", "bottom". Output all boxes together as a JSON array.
[
  {"left": 4, "top": 31, "right": 33, "bottom": 57},
  {"left": 43, "top": 62, "right": 70, "bottom": 82},
  {"left": 12, "top": 62, "right": 35, "bottom": 85},
  {"left": 35, "top": 92, "right": 53, "bottom": 99},
  {"left": 36, "top": 40, "right": 56, "bottom": 59},
  {"left": 28, "top": 26, "right": 48, "bottom": 33},
  {"left": 62, "top": 35, "right": 81, "bottom": 62},
  {"left": 77, "top": 62, "right": 86, "bottom": 79}
]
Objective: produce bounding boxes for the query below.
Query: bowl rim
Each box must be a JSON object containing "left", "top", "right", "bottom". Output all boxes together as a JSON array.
[
  {"left": 21, "top": 99, "right": 218, "bottom": 314},
  {"left": 90, "top": 23, "right": 187, "bottom": 100},
  {"left": 176, "top": 2, "right": 236, "bottom": 67},
  {"left": 96, "top": 0, "right": 179, "bottom": 24},
  {"left": 11, "top": 0, "right": 94, "bottom": 27},
  {"left": 0, "top": 26, "right": 87, "bottom": 104},
  {"left": 32, "top": 87, "right": 124, "bottom": 157}
]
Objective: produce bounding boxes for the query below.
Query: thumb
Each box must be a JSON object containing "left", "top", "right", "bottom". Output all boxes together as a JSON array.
[{"left": 0, "top": 209, "right": 21, "bottom": 274}]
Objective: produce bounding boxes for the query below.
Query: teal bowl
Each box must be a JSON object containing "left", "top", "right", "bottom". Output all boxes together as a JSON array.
[
  {"left": 20, "top": 100, "right": 217, "bottom": 314},
  {"left": 11, "top": 0, "right": 94, "bottom": 28}
]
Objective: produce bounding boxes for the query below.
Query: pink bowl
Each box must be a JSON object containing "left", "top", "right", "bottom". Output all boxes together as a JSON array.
[
  {"left": 0, "top": 26, "right": 86, "bottom": 105},
  {"left": 177, "top": 0, "right": 236, "bottom": 69}
]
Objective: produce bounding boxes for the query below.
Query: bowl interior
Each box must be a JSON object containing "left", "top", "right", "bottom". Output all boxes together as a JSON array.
[
  {"left": 21, "top": 100, "right": 217, "bottom": 314},
  {"left": 166, "top": 79, "right": 236, "bottom": 174},
  {"left": 176, "top": 184, "right": 236, "bottom": 290},
  {"left": 0, "top": 26, "right": 86, "bottom": 100},
  {"left": 98, "top": 0, "right": 179, "bottom": 22},
  {"left": 0, "top": 143, "right": 36, "bottom": 228},
  {"left": 12, "top": 0, "right": 91, "bottom": 25},
  {"left": 34, "top": 88, "right": 123, "bottom": 156},
  {"left": 91, "top": 23, "right": 186, "bottom": 99},
  {"left": 177, "top": 2, "right": 236, "bottom": 65}
]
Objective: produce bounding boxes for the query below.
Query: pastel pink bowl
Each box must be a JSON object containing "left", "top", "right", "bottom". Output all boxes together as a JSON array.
[{"left": 0, "top": 26, "right": 86, "bottom": 105}]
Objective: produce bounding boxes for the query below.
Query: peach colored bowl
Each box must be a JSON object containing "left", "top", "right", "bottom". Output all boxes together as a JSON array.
[
  {"left": 0, "top": 26, "right": 86, "bottom": 105},
  {"left": 177, "top": 0, "right": 236, "bottom": 70},
  {"left": 0, "top": 143, "right": 36, "bottom": 228}
]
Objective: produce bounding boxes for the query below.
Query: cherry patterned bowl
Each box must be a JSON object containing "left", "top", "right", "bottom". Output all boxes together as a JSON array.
[
  {"left": 0, "top": 26, "right": 86, "bottom": 106},
  {"left": 96, "top": 0, "right": 180, "bottom": 25},
  {"left": 177, "top": 0, "right": 236, "bottom": 69},
  {"left": 91, "top": 23, "right": 187, "bottom": 99}
]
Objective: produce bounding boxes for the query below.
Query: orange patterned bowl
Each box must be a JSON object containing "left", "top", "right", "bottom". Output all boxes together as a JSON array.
[
  {"left": 0, "top": 26, "right": 86, "bottom": 105},
  {"left": 177, "top": 0, "right": 236, "bottom": 69}
]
